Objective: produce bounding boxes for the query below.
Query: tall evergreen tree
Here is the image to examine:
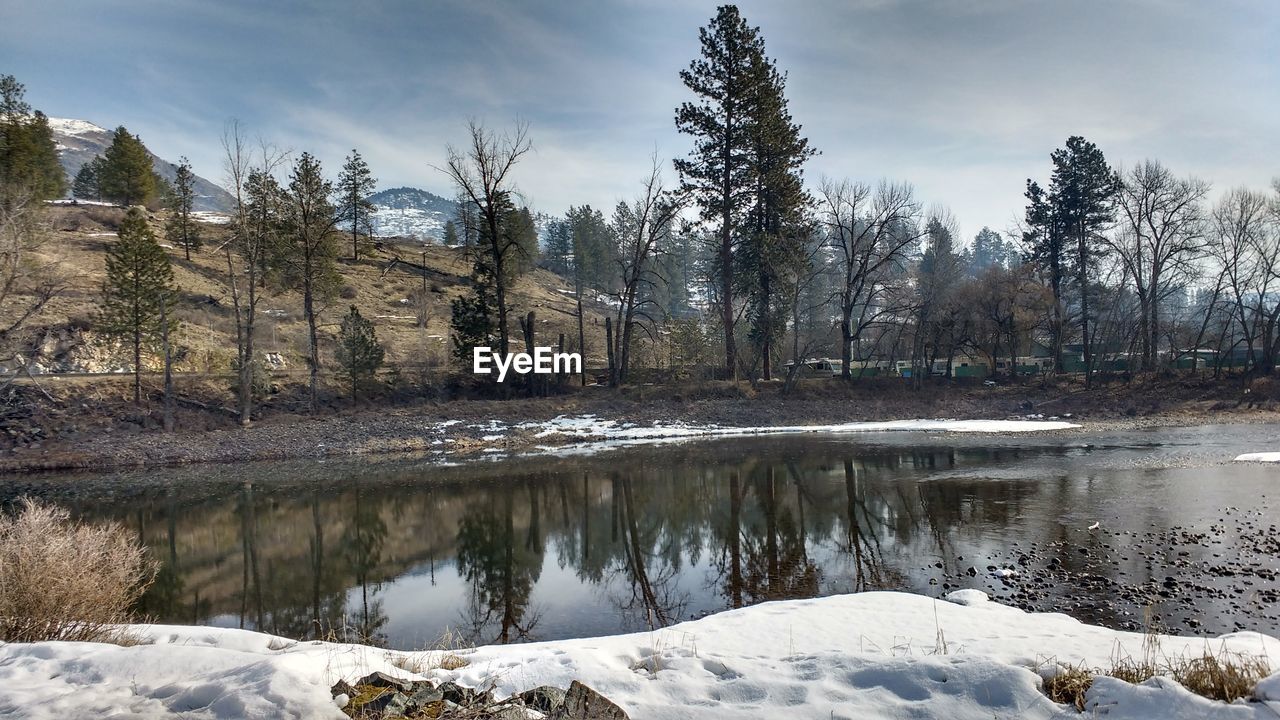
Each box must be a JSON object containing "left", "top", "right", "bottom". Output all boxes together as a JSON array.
[
  {"left": 442, "top": 219, "right": 460, "bottom": 247},
  {"left": 72, "top": 160, "right": 101, "bottom": 201},
  {"left": 99, "top": 127, "right": 159, "bottom": 206},
  {"left": 543, "top": 217, "right": 572, "bottom": 277},
  {"left": 0, "top": 76, "right": 65, "bottom": 200},
  {"left": 508, "top": 206, "right": 540, "bottom": 277},
  {"left": 97, "top": 207, "right": 176, "bottom": 403},
  {"left": 335, "top": 305, "right": 384, "bottom": 401},
  {"left": 282, "top": 152, "right": 341, "bottom": 411},
  {"left": 335, "top": 149, "right": 377, "bottom": 261},
  {"left": 164, "top": 157, "right": 201, "bottom": 260},
  {"left": 1024, "top": 179, "right": 1067, "bottom": 370},
  {"left": 675, "top": 5, "right": 768, "bottom": 376},
  {"left": 1047, "top": 136, "right": 1119, "bottom": 383},
  {"left": 739, "top": 50, "right": 815, "bottom": 380}
]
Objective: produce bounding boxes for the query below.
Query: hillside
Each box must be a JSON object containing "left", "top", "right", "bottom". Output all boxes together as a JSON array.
[
  {"left": 366, "top": 186, "right": 457, "bottom": 240},
  {"left": 49, "top": 118, "right": 235, "bottom": 212},
  {"left": 17, "top": 203, "right": 615, "bottom": 391}
]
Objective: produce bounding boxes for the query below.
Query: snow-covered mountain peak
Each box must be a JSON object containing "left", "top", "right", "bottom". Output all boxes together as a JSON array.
[{"left": 46, "top": 117, "right": 108, "bottom": 137}]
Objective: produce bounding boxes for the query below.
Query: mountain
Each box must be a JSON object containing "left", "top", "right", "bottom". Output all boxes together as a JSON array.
[
  {"left": 367, "top": 186, "right": 458, "bottom": 240},
  {"left": 48, "top": 118, "right": 236, "bottom": 212},
  {"left": 367, "top": 187, "right": 559, "bottom": 247}
]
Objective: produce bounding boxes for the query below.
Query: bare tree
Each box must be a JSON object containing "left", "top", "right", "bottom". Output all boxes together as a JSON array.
[
  {"left": 222, "top": 121, "right": 287, "bottom": 426},
  {"left": 441, "top": 120, "right": 532, "bottom": 359},
  {"left": 818, "top": 178, "right": 922, "bottom": 379},
  {"left": 0, "top": 186, "right": 65, "bottom": 364},
  {"left": 1110, "top": 161, "right": 1210, "bottom": 370},
  {"left": 607, "top": 157, "right": 684, "bottom": 385},
  {"left": 1208, "top": 187, "right": 1279, "bottom": 373}
]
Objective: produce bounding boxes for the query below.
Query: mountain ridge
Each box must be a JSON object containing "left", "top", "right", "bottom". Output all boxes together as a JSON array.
[{"left": 49, "top": 117, "right": 237, "bottom": 213}]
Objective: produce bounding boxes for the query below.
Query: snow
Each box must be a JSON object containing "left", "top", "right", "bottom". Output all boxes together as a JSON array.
[
  {"left": 191, "top": 211, "right": 232, "bottom": 225},
  {"left": 46, "top": 198, "right": 118, "bottom": 207},
  {"left": 46, "top": 117, "right": 107, "bottom": 136},
  {"left": 2, "top": 591, "right": 1275, "bottom": 719},
  {"left": 1235, "top": 452, "right": 1280, "bottom": 463},
  {"left": 516, "top": 415, "right": 1079, "bottom": 450}
]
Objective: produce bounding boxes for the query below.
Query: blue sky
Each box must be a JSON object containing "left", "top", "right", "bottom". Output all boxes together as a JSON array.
[{"left": 3, "top": 0, "right": 1277, "bottom": 239}]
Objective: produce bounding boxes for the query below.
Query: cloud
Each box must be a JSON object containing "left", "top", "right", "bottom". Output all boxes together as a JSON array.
[{"left": 2, "top": 0, "right": 1276, "bottom": 236}]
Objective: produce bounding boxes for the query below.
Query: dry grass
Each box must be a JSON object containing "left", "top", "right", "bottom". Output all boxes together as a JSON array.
[
  {"left": 1043, "top": 663, "right": 1095, "bottom": 711},
  {"left": 1041, "top": 649, "right": 1272, "bottom": 711},
  {"left": 0, "top": 497, "right": 156, "bottom": 643},
  {"left": 387, "top": 626, "right": 473, "bottom": 674}
]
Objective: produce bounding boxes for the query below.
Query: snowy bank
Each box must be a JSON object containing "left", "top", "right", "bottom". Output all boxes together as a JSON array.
[
  {"left": 519, "top": 415, "right": 1077, "bottom": 443},
  {"left": 1235, "top": 452, "right": 1280, "bottom": 463},
  {"left": 1, "top": 591, "right": 1276, "bottom": 719}
]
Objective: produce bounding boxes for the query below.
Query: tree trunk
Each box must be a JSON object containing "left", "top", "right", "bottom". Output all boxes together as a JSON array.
[
  {"left": 1078, "top": 231, "right": 1093, "bottom": 389},
  {"left": 162, "top": 299, "right": 174, "bottom": 432},
  {"left": 132, "top": 326, "right": 142, "bottom": 405},
  {"left": 761, "top": 273, "right": 772, "bottom": 380},
  {"left": 576, "top": 275, "right": 587, "bottom": 387},
  {"left": 605, "top": 317, "right": 617, "bottom": 388},
  {"left": 304, "top": 276, "right": 319, "bottom": 412}
]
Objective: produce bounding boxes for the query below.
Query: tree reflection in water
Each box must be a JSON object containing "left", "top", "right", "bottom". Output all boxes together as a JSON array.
[{"left": 48, "top": 439, "right": 1082, "bottom": 647}]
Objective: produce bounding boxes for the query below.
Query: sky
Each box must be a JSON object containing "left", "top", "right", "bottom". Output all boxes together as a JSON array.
[{"left": 2, "top": 0, "right": 1277, "bottom": 241}]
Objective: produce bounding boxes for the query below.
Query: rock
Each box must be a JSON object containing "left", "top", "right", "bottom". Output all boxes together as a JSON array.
[
  {"left": 491, "top": 705, "right": 533, "bottom": 720},
  {"left": 330, "top": 679, "right": 356, "bottom": 699},
  {"left": 520, "top": 685, "right": 568, "bottom": 713},
  {"left": 361, "top": 690, "right": 411, "bottom": 718},
  {"left": 551, "top": 680, "right": 629, "bottom": 720},
  {"left": 355, "top": 671, "right": 415, "bottom": 694},
  {"left": 405, "top": 684, "right": 443, "bottom": 713},
  {"left": 437, "top": 680, "right": 492, "bottom": 707}
]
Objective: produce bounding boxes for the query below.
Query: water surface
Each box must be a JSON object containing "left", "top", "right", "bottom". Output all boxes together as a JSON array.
[{"left": 7, "top": 424, "right": 1278, "bottom": 649}]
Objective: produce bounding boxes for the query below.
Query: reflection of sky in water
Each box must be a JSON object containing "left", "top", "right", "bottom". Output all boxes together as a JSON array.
[{"left": 15, "top": 423, "right": 1280, "bottom": 649}]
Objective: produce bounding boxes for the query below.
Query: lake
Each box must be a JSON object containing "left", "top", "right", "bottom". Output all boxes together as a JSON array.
[{"left": 5, "top": 423, "right": 1277, "bottom": 650}]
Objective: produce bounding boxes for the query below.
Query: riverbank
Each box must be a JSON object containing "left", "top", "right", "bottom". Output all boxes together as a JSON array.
[
  {"left": 2, "top": 590, "right": 1277, "bottom": 719},
  {"left": 2, "top": 374, "right": 1278, "bottom": 473}
]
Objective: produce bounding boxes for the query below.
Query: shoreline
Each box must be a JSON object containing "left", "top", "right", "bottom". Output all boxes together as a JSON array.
[{"left": 3, "top": 387, "right": 1276, "bottom": 475}]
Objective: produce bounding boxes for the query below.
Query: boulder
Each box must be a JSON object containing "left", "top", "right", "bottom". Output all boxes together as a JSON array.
[
  {"left": 359, "top": 689, "right": 410, "bottom": 718},
  {"left": 551, "top": 681, "right": 629, "bottom": 720},
  {"left": 520, "top": 685, "right": 568, "bottom": 714},
  {"left": 355, "top": 671, "right": 415, "bottom": 694}
]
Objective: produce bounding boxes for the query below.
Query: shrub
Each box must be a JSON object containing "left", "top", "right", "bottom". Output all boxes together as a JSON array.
[
  {"left": 339, "top": 285, "right": 358, "bottom": 299},
  {"left": 0, "top": 498, "right": 156, "bottom": 643}
]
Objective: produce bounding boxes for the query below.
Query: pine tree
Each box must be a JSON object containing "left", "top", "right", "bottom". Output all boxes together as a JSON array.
[
  {"left": 22, "top": 112, "right": 65, "bottom": 200},
  {"left": 335, "top": 305, "right": 384, "bottom": 401},
  {"left": 97, "top": 207, "right": 176, "bottom": 404},
  {"left": 73, "top": 161, "right": 100, "bottom": 200},
  {"left": 675, "top": 5, "right": 768, "bottom": 376},
  {"left": 450, "top": 264, "right": 496, "bottom": 369},
  {"left": 508, "top": 206, "right": 539, "bottom": 276},
  {"left": 0, "top": 76, "right": 66, "bottom": 200},
  {"left": 336, "top": 149, "right": 377, "bottom": 261},
  {"left": 739, "top": 48, "right": 815, "bottom": 380},
  {"left": 99, "top": 127, "right": 158, "bottom": 206},
  {"left": 442, "top": 219, "right": 459, "bottom": 247},
  {"left": 165, "top": 157, "right": 201, "bottom": 260},
  {"left": 1049, "top": 136, "right": 1118, "bottom": 385},
  {"left": 282, "top": 152, "right": 341, "bottom": 411},
  {"left": 543, "top": 217, "right": 572, "bottom": 276}
]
